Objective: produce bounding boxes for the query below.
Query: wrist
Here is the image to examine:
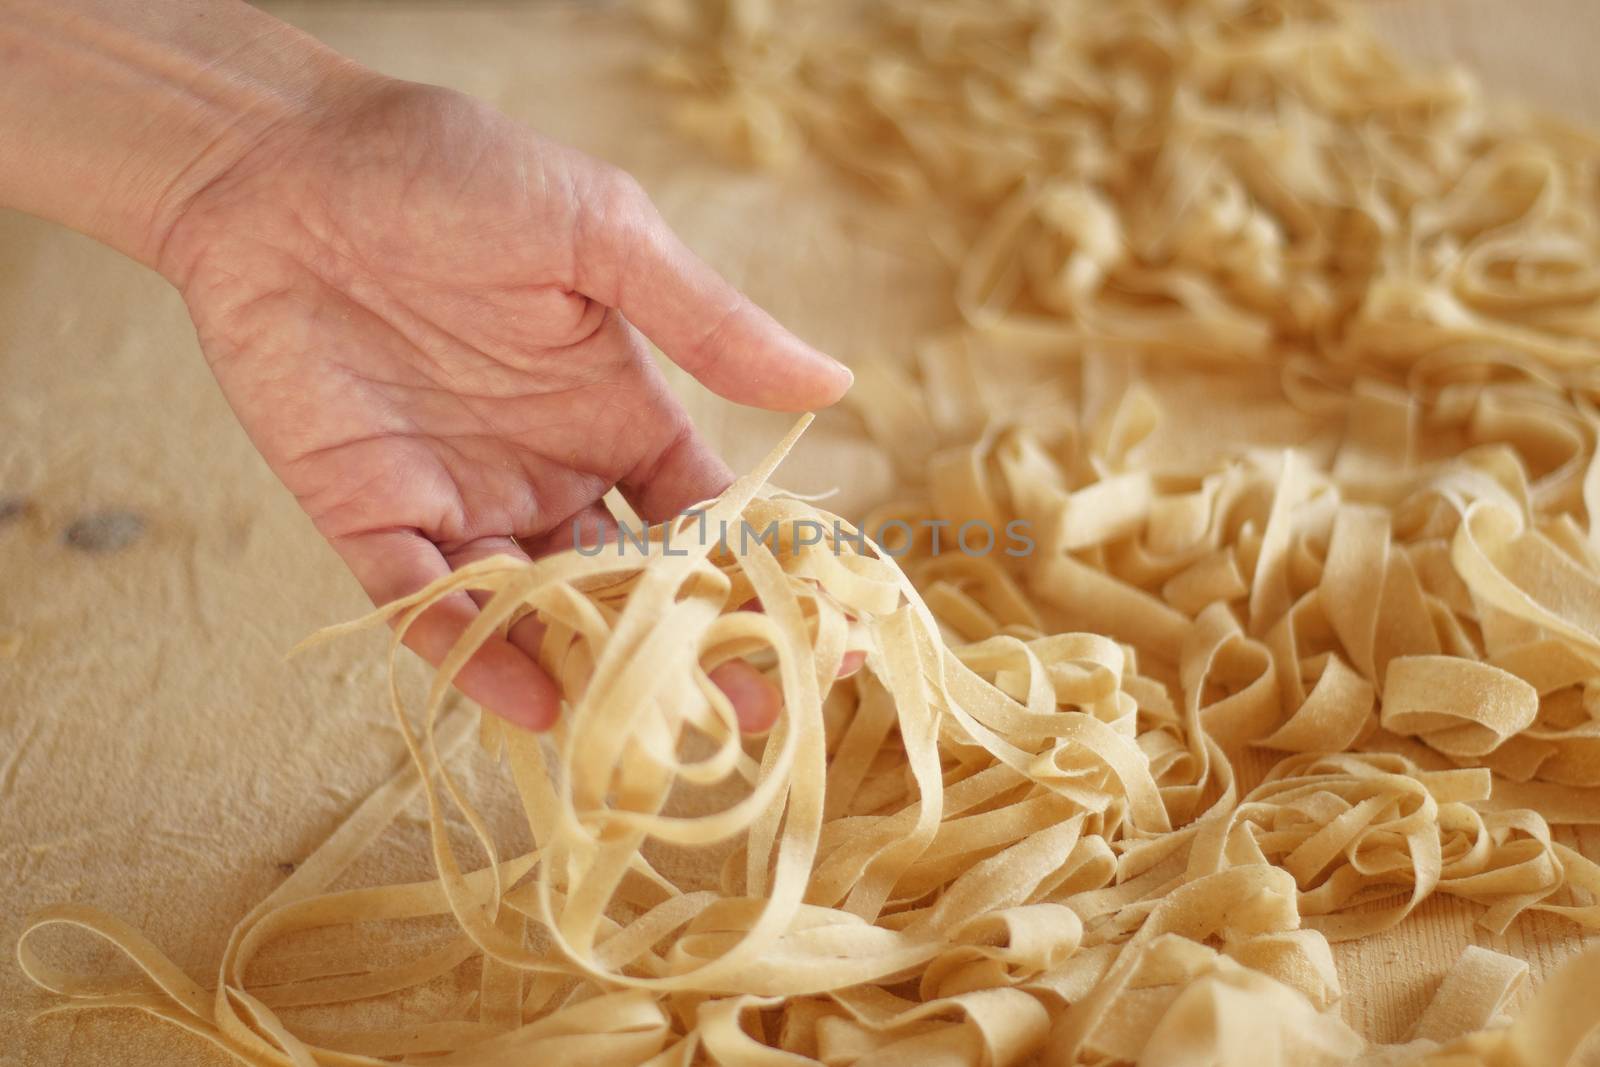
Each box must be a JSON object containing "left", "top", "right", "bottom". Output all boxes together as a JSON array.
[{"left": 0, "top": 1, "right": 379, "bottom": 270}]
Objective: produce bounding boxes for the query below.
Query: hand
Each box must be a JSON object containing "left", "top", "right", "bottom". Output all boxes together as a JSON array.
[{"left": 153, "top": 76, "right": 853, "bottom": 731}]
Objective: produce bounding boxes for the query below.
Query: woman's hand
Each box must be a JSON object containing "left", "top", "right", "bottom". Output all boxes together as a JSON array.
[
  {"left": 151, "top": 78, "right": 851, "bottom": 731},
  {"left": 0, "top": 2, "right": 850, "bottom": 729}
]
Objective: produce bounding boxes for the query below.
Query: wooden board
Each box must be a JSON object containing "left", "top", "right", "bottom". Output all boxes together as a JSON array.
[{"left": 2, "top": 3, "right": 1597, "bottom": 1064}]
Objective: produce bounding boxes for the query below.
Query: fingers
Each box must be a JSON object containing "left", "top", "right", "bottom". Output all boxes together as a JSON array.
[
  {"left": 619, "top": 419, "right": 734, "bottom": 524},
  {"left": 330, "top": 524, "right": 859, "bottom": 737},
  {"left": 520, "top": 501, "right": 618, "bottom": 557},
  {"left": 708, "top": 661, "right": 782, "bottom": 733},
  {"left": 438, "top": 534, "right": 551, "bottom": 679},
  {"left": 610, "top": 431, "right": 774, "bottom": 727},
  {"left": 575, "top": 168, "right": 853, "bottom": 412},
  {"left": 710, "top": 648, "right": 864, "bottom": 733},
  {"left": 329, "top": 529, "right": 560, "bottom": 731}
]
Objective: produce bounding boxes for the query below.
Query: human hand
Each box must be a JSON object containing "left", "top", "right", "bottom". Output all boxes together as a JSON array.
[{"left": 153, "top": 76, "right": 853, "bottom": 732}]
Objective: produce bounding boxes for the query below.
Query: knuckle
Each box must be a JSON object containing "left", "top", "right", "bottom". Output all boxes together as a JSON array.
[{"left": 590, "top": 164, "right": 650, "bottom": 225}]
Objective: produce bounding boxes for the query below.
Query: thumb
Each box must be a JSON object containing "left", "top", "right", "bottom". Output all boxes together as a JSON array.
[{"left": 575, "top": 167, "right": 853, "bottom": 411}]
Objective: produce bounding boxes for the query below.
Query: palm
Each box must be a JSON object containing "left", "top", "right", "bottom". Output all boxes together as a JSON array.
[{"left": 157, "top": 82, "right": 850, "bottom": 728}]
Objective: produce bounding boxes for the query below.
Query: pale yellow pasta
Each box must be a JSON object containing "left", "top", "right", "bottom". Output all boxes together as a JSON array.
[{"left": 19, "top": 0, "right": 1600, "bottom": 1064}]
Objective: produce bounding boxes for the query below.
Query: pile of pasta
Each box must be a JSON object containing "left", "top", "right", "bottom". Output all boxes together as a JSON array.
[
  {"left": 19, "top": 0, "right": 1600, "bottom": 1063},
  {"left": 18, "top": 412, "right": 1600, "bottom": 1065}
]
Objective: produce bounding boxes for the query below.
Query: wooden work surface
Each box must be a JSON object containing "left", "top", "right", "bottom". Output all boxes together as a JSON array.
[{"left": 2, "top": 3, "right": 1599, "bottom": 1064}]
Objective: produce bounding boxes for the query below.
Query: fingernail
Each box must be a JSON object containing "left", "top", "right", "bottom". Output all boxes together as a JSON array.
[{"left": 796, "top": 336, "right": 851, "bottom": 383}]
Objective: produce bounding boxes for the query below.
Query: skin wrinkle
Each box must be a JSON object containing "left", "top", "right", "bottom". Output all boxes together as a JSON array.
[
  {"left": 301, "top": 211, "right": 481, "bottom": 391},
  {"left": 683, "top": 292, "right": 756, "bottom": 386},
  {"left": 195, "top": 280, "right": 305, "bottom": 369},
  {"left": 212, "top": 288, "right": 402, "bottom": 432},
  {"left": 300, "top": 447, "right": 457, "bottom": 543},
  {"left": 528, "top": 501, "right": 621, "bottom": 556},
  {"left": 303, "top": 365, "right": 598, "bottom": 409},
  {"left": 284, "top": 147, "right": 604, "bottom": 419},
  {"left": 19, "top": 10, "right": 196, "bottom": 248},
  {"left": 155, "top": 88, "right": 370, "bottom": 279},
  {"left": 539, "top": 394, "right": 637, "bottom": 479},
  {"left": 289, "top": 407, "right": 593, "bottom": 543},
  {"left": 436, "top": 532, "right": 529, "bottom": 563},
  {"left": 168, "top": 103, "right": 357, "bottom": 289},
  {"left": 541, "top": 497, "right": 621, "bottom": 546},
  {"left": 282, "top": 429, "right": 446, "bottom": 486},
  {"left": 326, "top": 523, "right": 432, "bottom": 555},
  {"left": 579, "top": 165, "right": 646, "bottom": 308},
  {"left": 625, "top": 418, "right": 718, "bottom": 520},
  {"left": 445, "top": 106, "right": 496, "bottom": 209},
  {"left": 179, "top": 252, "right": 319, "bottom": 361},
  {"left": 556, "top": 150, "right": 595, "bottom": 295},
  {"left": 139, "top": 31, "right": 307, "bottom": 261},
  {"left": 278, "top": 286, "right": 583, "bottom": 530}
]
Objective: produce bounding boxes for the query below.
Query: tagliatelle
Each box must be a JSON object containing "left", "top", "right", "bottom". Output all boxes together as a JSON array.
[
  {"left": 19, "top": 0, "right": 1600, "bottom": 1063},
  {"left": 16, "top": 415, "right": 1600, "bottom": 1066}
]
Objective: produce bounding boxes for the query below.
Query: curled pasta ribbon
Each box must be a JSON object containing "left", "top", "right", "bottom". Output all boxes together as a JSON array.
[
  {"left": 1381, "top": 656, "right": 1539, "bottom": 758},
  {"left": 1186, "top": 753, "right": 1571, "bottom": 939}
]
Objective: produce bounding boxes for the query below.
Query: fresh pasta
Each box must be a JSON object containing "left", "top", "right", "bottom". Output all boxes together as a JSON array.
[{"left": 20, "top": 0, "right": 1600, "bottom": 1064}]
